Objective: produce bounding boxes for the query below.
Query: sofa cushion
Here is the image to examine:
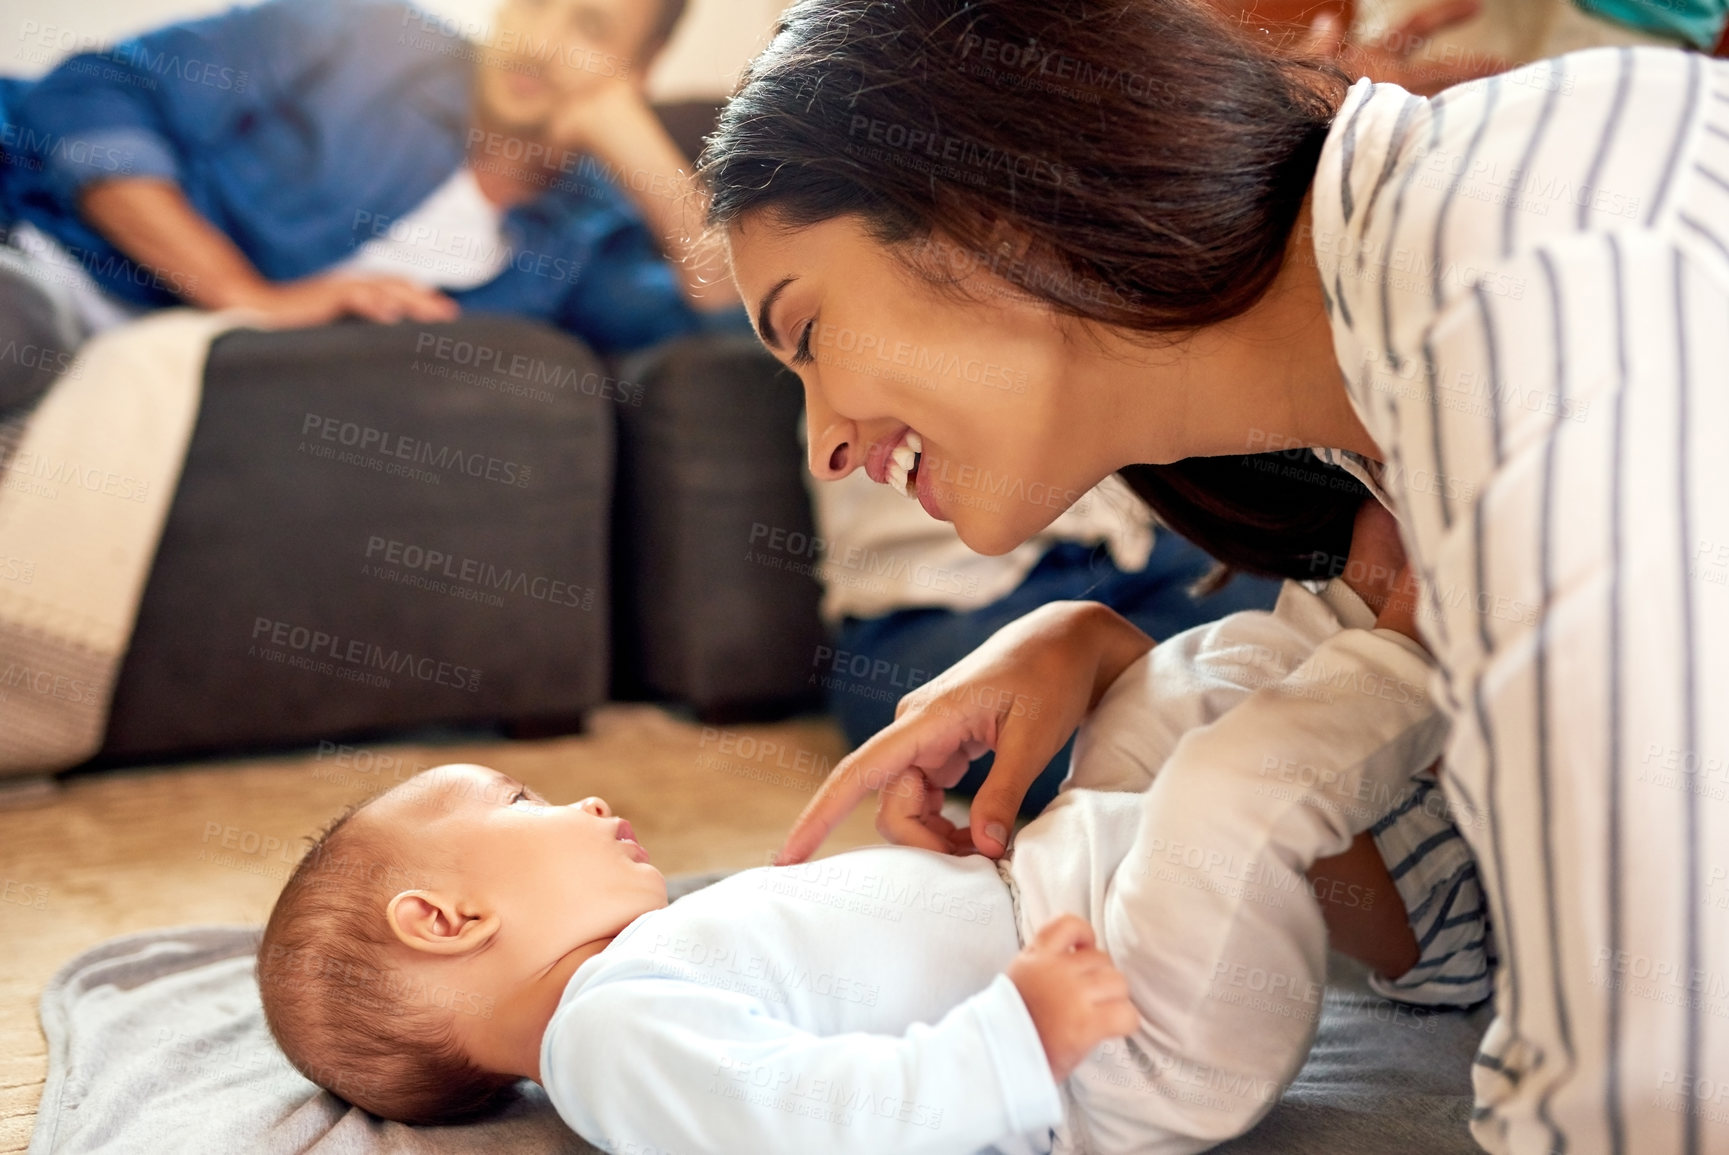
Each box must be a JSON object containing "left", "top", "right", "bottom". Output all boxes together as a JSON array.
[{"left": 102, "top": 316, "right": 615, "bottom": 758}]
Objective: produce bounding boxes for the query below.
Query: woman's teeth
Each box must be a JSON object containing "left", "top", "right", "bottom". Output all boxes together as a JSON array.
[{"left": 886, "top": 432, "right": 923, "bottom": 499}]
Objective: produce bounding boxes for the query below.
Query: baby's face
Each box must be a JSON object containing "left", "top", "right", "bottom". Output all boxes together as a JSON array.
[{"left": 368, "top": 764, "right": 667, "bottom": 957}]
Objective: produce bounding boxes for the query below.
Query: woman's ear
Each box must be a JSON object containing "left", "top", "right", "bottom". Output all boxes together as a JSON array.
[
  {"left": 980, "top": 217, "right": 1034, "bottom": 265},
  {"left": 915, "top": 222, "right": 1033, "bottom": 280},
  {"left": 386, "top": 890, "right": 500, "bottom": 956}
]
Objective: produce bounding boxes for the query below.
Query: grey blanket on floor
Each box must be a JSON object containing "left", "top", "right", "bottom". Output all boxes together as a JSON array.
[{"left": 30, "top": 871, "right": 1493, "bottom": 1155}]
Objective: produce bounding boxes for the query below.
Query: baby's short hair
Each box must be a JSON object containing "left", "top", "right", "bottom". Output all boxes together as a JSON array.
[{"left": 257, "top": 803, "right": 514, "bottom": 1124}]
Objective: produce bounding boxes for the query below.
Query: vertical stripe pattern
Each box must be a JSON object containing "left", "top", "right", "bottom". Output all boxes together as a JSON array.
[{"left": 1307, "top": 49, "right": 1729, "bottom": 1155}]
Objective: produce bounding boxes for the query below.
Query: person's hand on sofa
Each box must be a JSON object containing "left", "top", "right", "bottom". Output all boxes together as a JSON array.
[
  {"left": 80, "top": 176, "right": 460, "bottom": 327},
  {"left": 224, "top": 271, "right": 461, "bottom": 327}
]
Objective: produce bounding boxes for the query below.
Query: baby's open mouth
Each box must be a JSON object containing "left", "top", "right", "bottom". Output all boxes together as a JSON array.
[{"left": 615, "top": 818, "right": 650, "bottom": 863}]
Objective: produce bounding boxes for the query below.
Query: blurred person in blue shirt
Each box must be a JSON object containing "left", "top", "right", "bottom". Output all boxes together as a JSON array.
[{"left": 0, "top": 0, "right": 744, "bottom": 353}]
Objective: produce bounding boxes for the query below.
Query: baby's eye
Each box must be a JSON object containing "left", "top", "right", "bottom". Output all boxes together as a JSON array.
[{"left": 510, "top": 788, "right": 530, "bottom": 804}]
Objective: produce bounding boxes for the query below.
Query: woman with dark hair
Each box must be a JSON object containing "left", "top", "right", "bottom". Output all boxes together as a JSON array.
[
  {"left": 796, "top": 0, "right": 1512, "bottom": 829},
  {"left": 703, "top": 2, "right": 1729, "bottom": 1152}
]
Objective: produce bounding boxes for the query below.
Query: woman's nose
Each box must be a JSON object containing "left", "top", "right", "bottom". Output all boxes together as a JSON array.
[
  {"left": 577, "top": 796, "right": 611, "bottom": 817},
  {"left": 801, "top": 376, "right": 858, "bottom": 481},
  {"left": 811, "top": 438, "right": 853, "bottom": 480},
  {"left": 807, "top": 415, "right": 858, "bottom": 480}
]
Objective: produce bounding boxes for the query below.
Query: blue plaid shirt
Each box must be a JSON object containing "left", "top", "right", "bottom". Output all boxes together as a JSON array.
[{"left": 0, "top": 0, "right": 744, "bottom": 354}]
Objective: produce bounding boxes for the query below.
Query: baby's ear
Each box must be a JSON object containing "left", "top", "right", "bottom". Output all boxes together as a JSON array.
[{"left": 386, "top": 890, "right": 499, "bottom": 956}]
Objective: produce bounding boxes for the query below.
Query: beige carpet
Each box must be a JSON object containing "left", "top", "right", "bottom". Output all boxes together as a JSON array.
[{"left": 0, "top": 705, "right": 881, "bottom": 1154}]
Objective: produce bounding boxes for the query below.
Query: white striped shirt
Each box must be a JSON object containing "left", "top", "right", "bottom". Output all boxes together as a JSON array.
[{"left": 1311, "top": 47, "right": 1729, "bottom": 1154}]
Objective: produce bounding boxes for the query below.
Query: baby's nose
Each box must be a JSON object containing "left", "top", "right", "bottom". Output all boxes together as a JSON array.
[{"left": 578, "top": 796, "right": 611, "bottom": 818}]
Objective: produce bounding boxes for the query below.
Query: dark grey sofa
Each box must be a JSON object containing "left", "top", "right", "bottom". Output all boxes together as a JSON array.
[
  {"left": 92, "top": 316, "right": 821, "bottom": 760},
  {"left": 611, "top": 333, "right": 824, "bottom": 721},
  {"left": 102, "top": 317, "right": 617, "bottom": 758}
]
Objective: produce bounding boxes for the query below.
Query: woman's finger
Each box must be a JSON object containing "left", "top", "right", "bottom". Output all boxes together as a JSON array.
[
  {"left": 945, "top": 825, "right": 979, "bottom": 855},
  {"left": 926, "top": 747, "right": 974, "bottom": 791},
  {"left": 778, "top": 703, "right": 985, "bottom": 864},
  {"left": 779, "top": 754, "right": 877, "bottom": 865},
  {"left": 968, "top": 727, "right": 1062, "bottom": 857},
  {"left": 874, "top": 768, "right": 954, "bottom": 853},
  {"left": 914, "top": 777, "right": 976, "bottom": 853},
  {"left": 921, "top": 769, "right": 948, "bottom": 825}
]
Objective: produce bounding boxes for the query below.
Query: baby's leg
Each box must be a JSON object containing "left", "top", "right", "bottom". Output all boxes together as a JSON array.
[
  {"left": 1066, "top": 628, "right": 1445, "bottom": 1154},
  {"left": 1064, "top": 650, "right": 1178, "bottom": 795},
  {"left": 1065, "top": 593, "right": 1325, "bottom": 797},
  {"left": 1364, "top": 775, "right": 1495, "bottom": 1008}
]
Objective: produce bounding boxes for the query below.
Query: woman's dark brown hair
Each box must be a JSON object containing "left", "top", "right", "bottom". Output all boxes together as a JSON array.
[{"left": 700, "top": 0, "right": 1365, "bottom": 584}]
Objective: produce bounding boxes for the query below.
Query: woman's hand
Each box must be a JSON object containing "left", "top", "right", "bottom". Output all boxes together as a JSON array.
[{"left": 777, "top": 601, "right": 1154, "bottom": 865}]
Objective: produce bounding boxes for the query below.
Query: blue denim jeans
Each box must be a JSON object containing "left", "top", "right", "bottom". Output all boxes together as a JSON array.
[{"left": 825, "top": 534, "right": 1282, "bottom": 816}]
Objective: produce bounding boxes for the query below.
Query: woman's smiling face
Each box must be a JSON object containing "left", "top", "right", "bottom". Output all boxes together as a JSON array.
[{"left": 727, "top": 212, "right": 1119, "bottom": 557}]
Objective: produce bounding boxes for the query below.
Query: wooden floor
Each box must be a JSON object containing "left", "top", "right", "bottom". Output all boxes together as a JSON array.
[{"left": 0, "top": 705, "right": 880, "bottom": 1154}]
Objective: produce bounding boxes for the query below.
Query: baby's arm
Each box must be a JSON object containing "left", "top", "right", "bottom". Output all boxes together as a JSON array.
[
  {"left": 1006, "top": 913, "right": 1140, "bottom": 1082},
  {"left": 542, "top": 972, "right": 1065, "bottom": 1155},
  {"left": 1070, "top": 500, "right": 1407, "bottom": 796}
]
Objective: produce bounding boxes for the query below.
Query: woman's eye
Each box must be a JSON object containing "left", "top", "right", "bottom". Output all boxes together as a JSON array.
[{"left": 792, "top": 320, "right": 816, "bottom": 366}]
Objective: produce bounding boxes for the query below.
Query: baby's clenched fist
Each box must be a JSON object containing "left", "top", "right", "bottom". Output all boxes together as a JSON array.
[{"left": 1005, "top": 914, "right": 1140, "bottom": 1082}]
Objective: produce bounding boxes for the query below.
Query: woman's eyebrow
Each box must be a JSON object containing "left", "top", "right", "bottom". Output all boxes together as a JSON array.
[{"left": 755, "top": 275, "right": 797, "bottom": 350}]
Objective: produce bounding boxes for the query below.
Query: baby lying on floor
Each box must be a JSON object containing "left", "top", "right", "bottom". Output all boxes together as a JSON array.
[{"left": 258, "top": 576, "right": 1484, "bottom": 1155}]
